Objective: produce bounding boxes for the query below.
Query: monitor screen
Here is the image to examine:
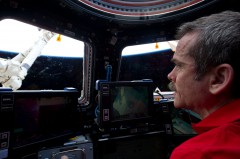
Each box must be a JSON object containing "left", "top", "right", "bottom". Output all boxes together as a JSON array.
[
  {"left": 112, "top": 86, "right": 149, "bottom": 121},
  {"left": 98, "top": 81, "right": 154, "bottom": 128},
  {"left": 12, "top": 90, "right": 82, "bottom": 148}
]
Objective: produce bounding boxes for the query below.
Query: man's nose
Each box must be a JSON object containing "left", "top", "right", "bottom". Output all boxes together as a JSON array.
[{"left": 167, "top": 69, "right": 174, "bottom": 81}]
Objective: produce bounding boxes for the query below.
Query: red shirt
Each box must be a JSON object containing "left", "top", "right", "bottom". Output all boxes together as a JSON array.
[{"left": 170, "top": 99, "right": 240, "bottom": 159}]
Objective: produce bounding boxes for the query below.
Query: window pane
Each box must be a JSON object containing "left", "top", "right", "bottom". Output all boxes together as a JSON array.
[
  {"left": 0, "top": 19, "right": 84, "bottom": 90},
  {"left": 120, "top": 42, "right": 174, "bottom": 91}
]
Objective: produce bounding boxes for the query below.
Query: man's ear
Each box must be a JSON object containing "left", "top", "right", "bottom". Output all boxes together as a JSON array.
[{"left": 209, "top": 64, "right": 234, "bottom": 94}]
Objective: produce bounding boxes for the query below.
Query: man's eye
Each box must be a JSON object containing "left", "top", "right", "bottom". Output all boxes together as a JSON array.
[
  {"left": 174, "top": 63, "right": 182, "bottom": 70},
  {"left": 174, "top": 63, "right": 181, "bottom": 67}
]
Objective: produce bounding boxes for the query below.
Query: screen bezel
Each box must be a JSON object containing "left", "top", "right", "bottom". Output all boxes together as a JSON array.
[{"left": 98, "top": 81, "right": 154, "bottom": 129}]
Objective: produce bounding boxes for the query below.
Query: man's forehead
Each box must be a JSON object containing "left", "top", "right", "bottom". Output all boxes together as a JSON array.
[
  {"left": 176, "top": 32, "right": 198, "bottom": 53},
  {"left": 172, "top": 50, "right": 194, "bottom": 64},
  {"left": 173, "top": 45, "right": 190, "bottom": 60},
  {"left": 172, "top": 53, "right": 190, "bottom": 64}
]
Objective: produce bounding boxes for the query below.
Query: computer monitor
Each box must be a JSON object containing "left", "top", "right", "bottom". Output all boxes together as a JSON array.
[{"left": 97, "top": 81, "right": 154, "bottom": 129}]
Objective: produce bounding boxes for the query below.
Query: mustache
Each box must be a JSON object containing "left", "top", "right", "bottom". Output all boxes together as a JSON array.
[{"left": 168, "top": 82, "right": 176, "bottom": 91}]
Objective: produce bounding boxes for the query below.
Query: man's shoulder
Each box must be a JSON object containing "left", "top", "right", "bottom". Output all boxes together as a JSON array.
[
  {"left": 187, "top": 121, "right": 240, "bottom": 145},
  {"left": 171, "top": 121, "right": 240, "bottom": 159}
]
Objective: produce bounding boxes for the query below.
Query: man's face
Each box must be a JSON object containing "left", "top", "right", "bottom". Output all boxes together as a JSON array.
[{"left": 167, "top": 33, "right": 210, "bottom": 112}]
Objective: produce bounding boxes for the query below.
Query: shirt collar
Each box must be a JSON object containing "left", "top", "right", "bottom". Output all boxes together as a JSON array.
[{"left": 192, "top": 99, "right": 240, "bottom": 134}]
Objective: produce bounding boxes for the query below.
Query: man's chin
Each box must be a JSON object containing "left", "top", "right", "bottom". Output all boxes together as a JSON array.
[{"left": 173, "top": 98, "right": 184, "bottom": 109}]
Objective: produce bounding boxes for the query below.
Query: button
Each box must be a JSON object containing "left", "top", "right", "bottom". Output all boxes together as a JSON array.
[
  {"left": 1, "top": 133, "right": 8, "bottom": 139},
  {"left": 1, "top": 142, "right": 7, "bottom": 148}
]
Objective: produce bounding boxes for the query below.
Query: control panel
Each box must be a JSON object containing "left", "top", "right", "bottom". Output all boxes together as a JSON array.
[{"left": 38, "top": 135, "right": 93, "bottom": 159}]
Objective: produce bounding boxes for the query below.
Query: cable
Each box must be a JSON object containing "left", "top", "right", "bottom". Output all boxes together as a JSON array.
[{"left": 105, "top": 65, "right": 112, "bottom": 82}]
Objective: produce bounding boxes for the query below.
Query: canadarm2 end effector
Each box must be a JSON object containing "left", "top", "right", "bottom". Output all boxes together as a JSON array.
[{"left": 0, "top": 59, "right": 27, "bottom": 90}]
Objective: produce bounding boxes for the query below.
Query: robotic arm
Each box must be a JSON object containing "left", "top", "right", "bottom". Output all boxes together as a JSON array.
[{"left": 0, "top": 29, "right": 55, "bottom": 90}]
